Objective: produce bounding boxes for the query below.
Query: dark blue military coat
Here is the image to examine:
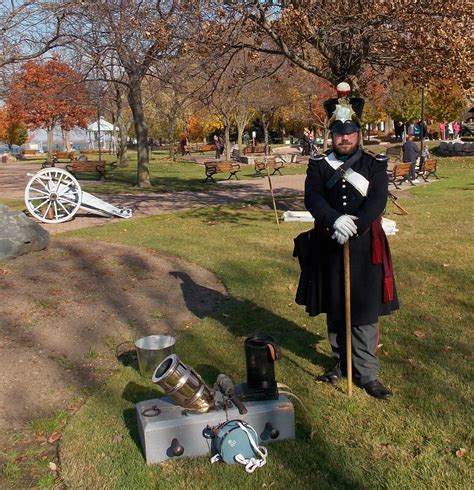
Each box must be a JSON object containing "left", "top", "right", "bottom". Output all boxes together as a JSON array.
[{"left": 295, "top": 150, "right": 399, "bottom": 325}]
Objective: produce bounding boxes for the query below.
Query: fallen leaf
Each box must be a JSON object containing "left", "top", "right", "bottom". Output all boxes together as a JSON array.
[
  {"left": 112, "top": 433, "right": 123, "bottom": 443},
  {"left": 48, "top": 462, "right": 57, "bottom": 471},
  {"left": 383, "top": 351, "right": 389, "bottom": 357},
  {"left": 408, "top": 358, "right": 416, "bottom": 367},
  {"left": 36, "top": 434, "right": 48, "bottom": 444},
  {"left": 455, "top": 448, "right": 467, "bottom": 458},
  {"left": 442, "top": 345, "right": 452, "bottom": 352},
  {"left": 413, "top": 331, "right": 426, "bottom": 338},
  {"left": 443, "top": 263, "right": 450, "bottom": 267},
  {"left": 48, "top": 431, "right": 60, "bottom": 443}
]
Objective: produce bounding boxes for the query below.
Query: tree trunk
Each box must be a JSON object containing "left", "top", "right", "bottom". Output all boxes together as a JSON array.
[
  {"left": 47, "top": 127, "right": 54, "bottom": 159},
  {"left": 237, "top": 123, "right": 244, "bottom": 151},
  {"left": 127, "top": 79, "right": 151, "bottom": 188},
  {"left": 62, "top": 129, "right": 71, "bottom": 150},
  {"left": 223, "top": 114, "right": 231, "bottom": 160},
  {"left": 114, "top": 84, "right": 128, "bottom": 167},
  {"left": 168, "top": 114, "right": 176, "bottom": 161},
  {"left": 262, "top": 119, "right": 270, "bottom": 155}
]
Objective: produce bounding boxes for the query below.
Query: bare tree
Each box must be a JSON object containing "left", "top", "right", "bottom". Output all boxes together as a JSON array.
[
  {"left": 0, "top": 1, "right": 65, "bottom": 68},
  {"left": 64, "top": 1, "right": 206, "bottom": 187}
]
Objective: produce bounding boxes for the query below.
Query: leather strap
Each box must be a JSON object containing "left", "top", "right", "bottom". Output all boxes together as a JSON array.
[{"left": 325, "top": 149, "right": 363, "bottom": 189}]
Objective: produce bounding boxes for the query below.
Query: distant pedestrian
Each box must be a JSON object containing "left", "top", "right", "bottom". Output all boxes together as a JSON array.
[
  {"left": 394, "top": 121, "right": 403, "bottom": 141},
  {"left": 402, "top": 135, "right": 420, "bottom": 183},
  {"left": 447, "top": 122, "right": 454, "bottom": 140},
  {"left": 453, "top": 121, "right": 461, "bottom": 139},
  {"left": 213, "top": 135, "right": 221, "bottom": 159},
  {"left": 439, "top": 122, "right": 446, "bottom": 140},
  {"left": 219, "top": 136, "right": 225, "bottom": 156},
  {"left": 179, "top": 133, "right": 189, "bottom": 156}
]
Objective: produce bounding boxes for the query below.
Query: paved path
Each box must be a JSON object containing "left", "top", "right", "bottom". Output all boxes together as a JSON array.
[
  {"left": 0, "top": 162, "right": 305, "bottom": 233},
  {"left": 0, "top": 161, "right": 422, "bottom": 234}
]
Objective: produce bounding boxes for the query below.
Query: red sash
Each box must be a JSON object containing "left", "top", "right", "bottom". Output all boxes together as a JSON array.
[{"left": 371, "top": 217, "right": 394, "bottom": 303}]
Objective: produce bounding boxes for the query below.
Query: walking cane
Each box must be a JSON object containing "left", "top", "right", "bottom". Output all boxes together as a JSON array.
[
  {"left": 265, "top": 157, "right": 280, "bottom": 229},
  {"left": 344, "top": 241, "right": 353, "bottom": 396}
]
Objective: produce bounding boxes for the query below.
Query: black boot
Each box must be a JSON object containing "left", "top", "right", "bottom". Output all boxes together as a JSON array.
[
  {"left": 317, "top": 368, "right": 343, "bottom": 384},
  {"left": 361, "top": 379, "right": 393, "bottom": 400}
]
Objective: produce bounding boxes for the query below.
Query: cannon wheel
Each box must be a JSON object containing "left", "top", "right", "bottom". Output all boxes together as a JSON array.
[{"left": 24, "top": 168, "right": 82, "bottom": 223}]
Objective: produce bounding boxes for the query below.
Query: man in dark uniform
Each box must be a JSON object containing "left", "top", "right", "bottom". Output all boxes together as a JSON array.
[{"left": 295, "top": 82, "right": 399, "bottom": 400}]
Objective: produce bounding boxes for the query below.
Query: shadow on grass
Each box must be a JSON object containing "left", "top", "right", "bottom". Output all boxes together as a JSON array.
[{"left": 169, "top": 271, "right": 328, "bottom": 370}]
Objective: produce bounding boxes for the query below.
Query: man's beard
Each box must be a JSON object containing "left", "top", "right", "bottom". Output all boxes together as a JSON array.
[{"left": 333, "top": 140, "right": 359, "bottom": 156}]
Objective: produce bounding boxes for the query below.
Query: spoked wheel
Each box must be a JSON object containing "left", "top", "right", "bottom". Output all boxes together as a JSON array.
[{"left": 24, "top": 168, "right": 82, "bottom": 223}]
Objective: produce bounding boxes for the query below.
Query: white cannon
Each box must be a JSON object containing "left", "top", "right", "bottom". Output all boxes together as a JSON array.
[{"left": 24, "top": 167, "right": 132, "bottom": 224}]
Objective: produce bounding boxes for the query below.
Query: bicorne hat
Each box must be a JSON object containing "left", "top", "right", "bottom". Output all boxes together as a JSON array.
[{"left": 324, "top": 82, "right": 364, "bottom": 134}]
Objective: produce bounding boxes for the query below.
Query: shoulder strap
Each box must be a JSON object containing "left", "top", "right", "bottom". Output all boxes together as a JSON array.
[{"left": 325, "top": 149, "right": 363, "bottom": 189}]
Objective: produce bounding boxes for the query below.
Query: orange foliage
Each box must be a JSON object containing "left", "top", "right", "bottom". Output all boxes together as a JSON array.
[
  {"left": 7, "top": 57, "right": 95, "bottom": 131},
  {"left": 186, "top": 114, "right": 206, "bottom": 141},
  {"left": 311, "top": 79, "right": 336, "bottom": 125},
  {"left": 0, "top": 106, "right": 28, "bottom": 148}
]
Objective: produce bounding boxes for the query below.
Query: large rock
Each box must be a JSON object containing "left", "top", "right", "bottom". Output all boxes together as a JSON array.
[{"left": 0, "top": 205, "right": 49, "bottom": 260}]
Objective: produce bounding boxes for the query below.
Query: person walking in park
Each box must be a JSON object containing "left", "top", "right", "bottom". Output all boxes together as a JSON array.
[
  {"left": 453, "top": 121, "right": 461, "bottom": 139},
  {"left": 447, "top": 122, "right": 454, "bottom": 139},
  {"left": 403, "top": 135, "right": 421, "bottom": 183},
  {"left": 213, "top": 134, "right": 221, "bottom": 159},
  {"left": 439, "top": 121, "right": 446, "bottom": 140},
  {"left": 295, "top": 82, "right": 399, "bottom": 400}
]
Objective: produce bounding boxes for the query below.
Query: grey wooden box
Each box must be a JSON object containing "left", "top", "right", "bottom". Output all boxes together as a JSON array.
[{"left": 136, "top": 391, "right": 295, "bottom": 465}]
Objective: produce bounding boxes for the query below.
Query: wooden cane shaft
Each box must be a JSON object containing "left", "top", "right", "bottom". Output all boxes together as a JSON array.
[
  {"left": 266, "top": 165, "right": 280, "bottom": 228},
  {"left": 344, "top": 241, "right": 353, "bottom": 396}
]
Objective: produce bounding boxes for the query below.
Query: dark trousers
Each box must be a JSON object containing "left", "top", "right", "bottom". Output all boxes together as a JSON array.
[{"left": 327, "top": 316, "right": 380, "bottom": 385}]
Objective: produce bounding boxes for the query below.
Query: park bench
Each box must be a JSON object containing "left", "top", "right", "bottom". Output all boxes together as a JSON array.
[
  {"left": 16, "top": 149, "right": 42, "bottom": 160},
  {"left": 387, "top": 163, "right": 414, "bottom": 189},
  {"left": 243, "top": 145, "right": 267, "bottom": 155},
  {"left": 66, "top": 159, "right": 106, "bottom": 180},
  {"left": 203, "top": 161, "right": 241, "bottom": 183},
  {"left": 51, "top": 150, "right": 76, "bottom": 161},
  {"left": 417, "top": 158, "right": 439, "bottom": 182},
  {"left": 385, "top": 145, "right": 402, "bottom": 163},
  {"left": 174, "top": 144, "right": 191, "bottom": 155},
  {"left": 254, "top": 158, "right": 285, "bottom": 177},
  {"left": 196, "top": 144, "right": 216, "bottom": 154}
]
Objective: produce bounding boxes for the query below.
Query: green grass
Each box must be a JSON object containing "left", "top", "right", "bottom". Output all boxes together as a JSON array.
[
  {"left": 72, "top": 149, "right": 306, "bottom": 195},
  {"left": 1, "top": 411, "right": 67, "bottom": 488},
  {"left": 56, "top": 156, "right": 473, "bottom": 489},
  {"left": 0, "top": 197, "right": 26, "bottom": 211}
]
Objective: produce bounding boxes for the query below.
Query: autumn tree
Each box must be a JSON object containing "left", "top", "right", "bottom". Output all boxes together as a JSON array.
[
  {"left": 7, "top": 57, "right": 95, "bottom": 155},
  {"left": 426, "top": 80, "right": 467, "bottom": 123},
  {"left": 385, "top": 78, "right": 421, "bottom": 125},
  {"left": 0, "top": 106, "right": 27, "bottom": 150},
  {"left": 224, "top": 1, "right": 472, "bottom": 90}
]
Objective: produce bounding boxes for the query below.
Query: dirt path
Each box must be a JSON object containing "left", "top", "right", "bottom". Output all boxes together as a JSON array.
[{"left": 0, "top": 238, "right": 227, "bottom": 436}]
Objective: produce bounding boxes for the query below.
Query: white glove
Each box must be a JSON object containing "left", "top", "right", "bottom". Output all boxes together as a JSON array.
[
  {"left": 333, "top": 215, "right": 358, "bottom": 237},
  {"left": 331, "top": 229, "right": 349, "bottom": 245}
]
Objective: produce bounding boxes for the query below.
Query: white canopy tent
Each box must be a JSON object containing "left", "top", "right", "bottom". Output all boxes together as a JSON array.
[{"left": 87, "top": 118, "right": 118, "bottom": 152}]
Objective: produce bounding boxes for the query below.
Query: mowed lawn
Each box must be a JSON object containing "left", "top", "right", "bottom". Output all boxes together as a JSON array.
[{"left": 53, "top": 157, "right": 473, "bottom": 488}]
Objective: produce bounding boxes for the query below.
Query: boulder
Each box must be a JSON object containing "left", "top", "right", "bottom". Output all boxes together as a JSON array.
[
  {"left": 0, "top": 153, "right": 17, "bottom": 164},
  {"left": 0, "top": 204, "right": 49, "bottom": 260}
]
